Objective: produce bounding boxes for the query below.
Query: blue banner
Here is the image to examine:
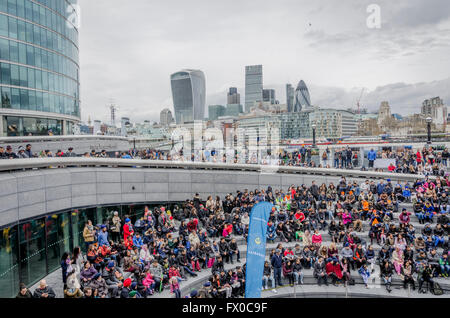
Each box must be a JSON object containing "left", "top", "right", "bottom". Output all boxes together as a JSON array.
[{"left": 245, "top": 201, "right": 273, "bottom": 298}]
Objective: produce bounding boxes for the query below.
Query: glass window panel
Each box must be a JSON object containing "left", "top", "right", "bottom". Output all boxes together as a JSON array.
[
  {"left": 9, "top": 41, "right": 19, "bottom": 63},
  {"left": 0, "top": 38, "right": 9, "bottom": 60},
  {"left": 27, "top": 67, "right": 34, "bottom": 88},
  {"left": 10, "top": 64, "right": 20, "bottom": 86},
  {"left": 36, "top": 117, "right": 47, "bottom": 135},
  {"left": 7, "top": 0, "right": 17, "bottom": 16},
  {"left": 43, "top": 92, "right": 49, "bottom": 112},
  {"left": 28, "top": 88, "right": 35, "bottom": 110},
  {"left": 17, "top": 0, "right": 25, "bottom": 18},
  {"left": 42, "top": 71, "right": 48, "bottom": 90},
  {"left": 0, "top": 0, "right": 6, "bottom": 12},
  {"left": 25, "top": 0, "right": 33, "bottom": 21},
  {"left": 19, "top": 218, "right": 47, "bottom": 286},
  {"left": 11, "top": 88, "right": 20, "bottom": 109},
  {"left": 33, "top": 25, "right": 40, "bottom": 46},
  {"left": 71, "top": 208, "right": 96, "bottom": 253},
  {"left": 26, "top": 45, "right": 34, "bottom": 66},
  {"left": 35, "top": 47, "right": 41, "bottom": 68},
  {"left": 1, "top": 63, "right": 11, "bottom": 84},
  {"left": 0, "top": 226, "right": 20, "bottom": 298},
  {"left": 6, "top": 115, "right": 21, "bottom": 136},
  {"left": 1, "top": 86, "right": 12, "bottom": 108},
  {"left": 22, "top": 116, "right": 37, "bottom": 135},
  {"left": 8, "top": 17, "right": 18, "bottom": 39},
  {"left": 41, "top": 49, "right": 48, "bottom": 69},
  {"left": 19, "top": 65, "right": 27, "bottom": 87},
  {"left": 32, "top": 3, "right": 40, "bottom": 24},
  {"left": 20, "top": 88, "right": 28, "bottom": 109},
  {"left": 0, "top": 14, "right": 8, "bottom": 38},
  {"left": 35, "top": 69, "right": 42, "bottom": 89},
  {"left": 25, "top": 21, "right": 33, "bottom": 43},
  {"left": 35, "top": 90, "right": 42, "bottom": 111},
  {"left": 17, "top": 20, "right": 26, "bottom": 41},
  {"left": 39, "top": 6, "right": 46, "bottom": 26},
  {"left": 18, "top": 42, "right": 27, "bottom": 64},
  {"left": 46, "top": 213, "right": 71, "bottom": 272}
]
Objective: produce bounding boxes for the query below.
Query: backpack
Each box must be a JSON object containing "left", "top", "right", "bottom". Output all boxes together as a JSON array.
[
  {"left": 348, "top": 278, "right": 355, "bottom": 286},
  {"left": 431, "top": 282, "right": 444, "bottom": 296}
]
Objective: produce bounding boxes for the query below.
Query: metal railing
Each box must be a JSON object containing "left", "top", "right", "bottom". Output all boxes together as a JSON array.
[{"left": 0, "top": 157, "right": 432, "bottom": 182}]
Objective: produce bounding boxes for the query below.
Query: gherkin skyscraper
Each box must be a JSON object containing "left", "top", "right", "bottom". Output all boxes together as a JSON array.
[{"left": 294, "top": 80, "right": 311, "bottom": 112}]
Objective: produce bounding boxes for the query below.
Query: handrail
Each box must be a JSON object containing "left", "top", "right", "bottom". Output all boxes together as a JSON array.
[
  {"left": 0, "top": 158, "right": 432, "bottom": 182},
  {"left": 0, "top": 135, "right": 129, "bottom": 142}
]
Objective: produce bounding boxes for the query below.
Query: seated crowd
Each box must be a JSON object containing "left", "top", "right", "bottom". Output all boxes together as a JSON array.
[{"left": 16, "top": 175, "right": 449, "bottom": 298}]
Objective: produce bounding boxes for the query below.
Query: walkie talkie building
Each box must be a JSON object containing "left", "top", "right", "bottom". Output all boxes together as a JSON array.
[{"left": 170, "top": 69, "right": 206, "bottom": 124}]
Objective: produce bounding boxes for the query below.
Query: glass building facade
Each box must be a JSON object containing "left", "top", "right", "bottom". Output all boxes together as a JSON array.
[
  {"left": 0, "top": 201, "right": 180, "bottom": 298},
  {"left": 208, "top": 104, "right": 226, "bottom": 121},
  {"left": 286, "top": 84, "right": 294, "bottom": 113},
  {"left": 238, "top": 108, "right": 357, "bottom": 141},
  {"left": 244, "top": 65, "right": 263, "bottom": 113},
  {"left": 170, "top": 69, "right": 206, "bottom": 124},
  {"left": 294, "top": 80, "right": 311, "bottom": 112},
  {"left": 0, "top": 0, "right": 80, "bottom": 137}
]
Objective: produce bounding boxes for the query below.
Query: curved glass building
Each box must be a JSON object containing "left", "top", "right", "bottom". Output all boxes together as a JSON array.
[
  {"left": 294, "top": 80, "right": 311, "bottom": 112},
  {"left": 170, "top": 69, "right": 205, "bottom": 124},
  {"left": 0, "top": 0, "right": 80, "bottom": 136}
]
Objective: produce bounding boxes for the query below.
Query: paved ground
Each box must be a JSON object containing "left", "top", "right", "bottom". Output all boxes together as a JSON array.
[{"left": 31, "top": 268, "right": 64, "bottom": 298}]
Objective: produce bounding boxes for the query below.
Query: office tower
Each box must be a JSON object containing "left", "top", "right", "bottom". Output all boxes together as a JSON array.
[
  {"left": 160, "top": 108, "right": 174, "bottom": 126},
  {"left": 286, "top": 84, "right": 295, "bottom": 112},
  {"left": 227, "top": 87, "right": 240, "bottom": 105},
  {"left": 245, "top": 65, "right": 263, "bottom": 113},
  {"left": 171, "top": 69, "right": 206, "bottom": 124},
  {"left": 263, "top": 89, "right": 276, "bottom": 104},
  {"left": 0, "top": 0, "right": 81, "bottom": 136},
  {"left": 294, "top": 80, "right": 312, "bottom": 112}
]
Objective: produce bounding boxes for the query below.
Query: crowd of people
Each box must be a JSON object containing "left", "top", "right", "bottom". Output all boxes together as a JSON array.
[
  {"left": 15, "top": 172, "right": 449, "bottom": 298},
  {"left": 1, "top": 143, "right": 448, "bottom": 177}
]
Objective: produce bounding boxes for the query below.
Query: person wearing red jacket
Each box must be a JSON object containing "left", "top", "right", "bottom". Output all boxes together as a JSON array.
[
  {"left": 123, "top": 218, "right": 134, "bottom": 242},
  {"left": 326, "top": 260, "right": 343, "bottom": 286},
  {"left": 187, "top": 218, "right": 199, "bottom": 233}
]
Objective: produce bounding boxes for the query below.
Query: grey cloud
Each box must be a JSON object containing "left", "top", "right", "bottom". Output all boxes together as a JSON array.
[{"left": 77, "top": 0, "right": 450, "bottom": 124}]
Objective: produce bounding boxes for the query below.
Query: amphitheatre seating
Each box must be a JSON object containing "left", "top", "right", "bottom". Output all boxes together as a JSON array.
[{"left": 32, "top": 201, "right": 449, "bottom": 299}]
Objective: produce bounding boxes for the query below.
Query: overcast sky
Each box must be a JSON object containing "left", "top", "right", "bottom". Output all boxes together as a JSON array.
[{"left": 77, "top": 0, "right": 450, "bottom": 124}]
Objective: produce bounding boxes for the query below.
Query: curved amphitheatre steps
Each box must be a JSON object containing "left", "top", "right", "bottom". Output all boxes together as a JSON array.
[{"left": 32, "top": 202, "right": 449, "bottom": 298}]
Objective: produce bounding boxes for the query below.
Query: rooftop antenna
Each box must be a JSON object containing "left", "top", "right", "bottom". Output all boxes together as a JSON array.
[
  {"left": 356, "top": 88, "right": 365, "bottom": 134},
  {"left": 107, "top": 99, "right": 119, "bottom": 126}
]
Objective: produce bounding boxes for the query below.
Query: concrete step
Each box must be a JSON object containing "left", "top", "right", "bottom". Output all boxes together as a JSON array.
[{"left": 261, "top": 284, "right": 450, "bottom": 298}]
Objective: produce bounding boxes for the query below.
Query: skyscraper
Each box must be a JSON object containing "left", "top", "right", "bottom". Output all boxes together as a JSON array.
[
  {"left": 227, "top": 87, "right": 240, "bottom": 105},
  {"left": 245, "top": 65, "right": 263, "bottom": 113},
  {"left": 170, "top": 69, "right": 206, "bottom": 124},
  {"left": 294, "top": 80, "right": 312, "bottom": 112},
  {"left": 0, "top": 0, "right": 81, "bottom": 136},
  {"left": 160, "top": 108, "right": 174, "bottom": 126},
  {"left": 286, "top": 84, "right": 295, "bottom": 112},
  {"left": 263, "top": 89, "right": 276, "bottom": 105}
]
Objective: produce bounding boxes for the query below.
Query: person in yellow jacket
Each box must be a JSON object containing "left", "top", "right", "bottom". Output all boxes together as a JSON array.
[{"left": 83, "top": 220, "right": 96, "bottom": 251}]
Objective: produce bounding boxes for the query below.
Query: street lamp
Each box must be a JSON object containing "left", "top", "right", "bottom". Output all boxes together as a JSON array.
[
  {"left": 426, "top": 117, "right": 432, "bottom": 145},
  {"left": 311, "top": 123, "right": 317, "bottom": 148}
]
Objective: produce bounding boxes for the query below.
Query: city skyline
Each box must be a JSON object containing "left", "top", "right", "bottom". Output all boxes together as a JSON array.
[{"left": 78, "top": 0, "right": 450, "bottom": 124}]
